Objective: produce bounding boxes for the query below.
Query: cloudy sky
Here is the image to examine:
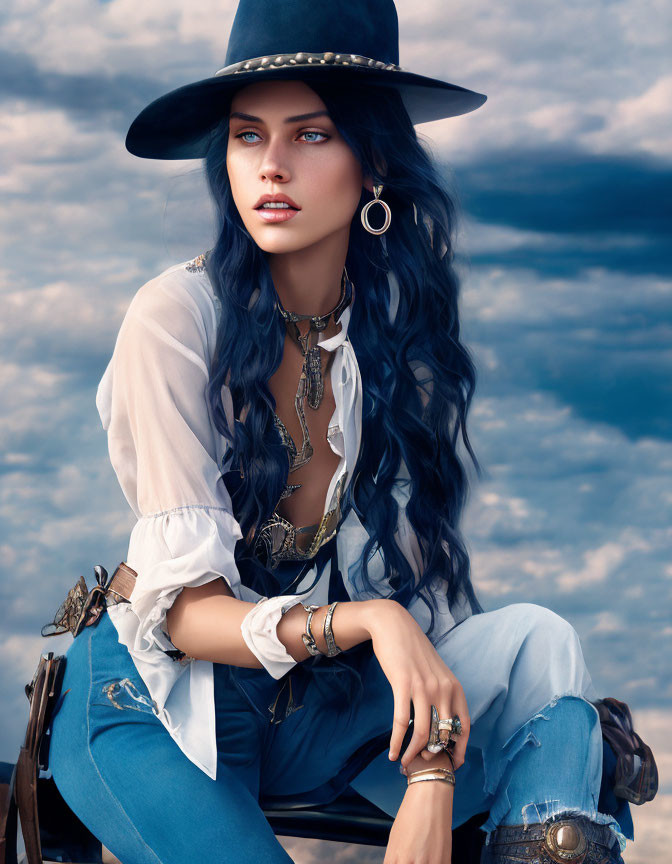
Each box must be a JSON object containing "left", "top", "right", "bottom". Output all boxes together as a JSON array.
[{"left": 1, "top": 0, "right": 670, "bottom": 861}]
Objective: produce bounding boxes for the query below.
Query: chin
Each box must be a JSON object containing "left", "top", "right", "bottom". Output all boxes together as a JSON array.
[
  {"left": 250, "top": 231, "right": 323, "bottom": 255},
  {"left": 250, "top": 236, "right": 301, "bottom": 254}
]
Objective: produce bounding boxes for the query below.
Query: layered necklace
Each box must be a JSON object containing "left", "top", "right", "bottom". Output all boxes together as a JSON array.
[
  {"left": 250, "top": 268, "right": 354, "bottom": 570},
  {"left": 272, "top": 267, "right": 354, "bottom": 473}
]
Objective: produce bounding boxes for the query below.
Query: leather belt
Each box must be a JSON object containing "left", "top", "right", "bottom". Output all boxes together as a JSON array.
[
  {"left": 40, "top": 562, "right": 139, "bottom": 639},
  {"left": 484, "top": 814, "right": 620, "bottom": 864}
]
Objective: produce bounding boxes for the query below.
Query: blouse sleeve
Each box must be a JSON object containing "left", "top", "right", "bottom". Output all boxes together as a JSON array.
[{"left": 96, "top": 269, "right": 306, "bottom": 684}]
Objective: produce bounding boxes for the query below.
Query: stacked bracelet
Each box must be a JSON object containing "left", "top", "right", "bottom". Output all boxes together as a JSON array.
[
  {"left": 301, "top": 604, "right": 322, "bottom": 656},
  {"left": 301, "top": 601, "right": 343, "bottom": 658},
  {"left": 322, "top": 601, "right": 341, "bottom": 656},
  {"left": 407, "top": 766, "right": 455, "bottom": 788}
]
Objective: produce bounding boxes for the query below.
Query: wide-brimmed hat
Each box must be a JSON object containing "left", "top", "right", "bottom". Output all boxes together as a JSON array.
[{"left": 125, "top": 0, "right": 487, "bottom": 160}]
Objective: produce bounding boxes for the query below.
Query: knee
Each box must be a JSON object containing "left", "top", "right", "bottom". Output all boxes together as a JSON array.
[{"left": 508, "top": 602, "right": 581, "bottom": 653}]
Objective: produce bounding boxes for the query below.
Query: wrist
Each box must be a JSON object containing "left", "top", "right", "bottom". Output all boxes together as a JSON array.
[
  {"left": 283, "top": 599, "right": 374, "bottom": 661},
  {"left": 405, "top": 752, "right": 456, "bottom": 799},
  {"left": 405, "top": 749, "right": 455, "bottom": 776},
  {"left": 405, "top": 773, "right": 455, "bottom": 800},
  {"left": 360, "top": 597, "right": 405, "bottom": 640}
]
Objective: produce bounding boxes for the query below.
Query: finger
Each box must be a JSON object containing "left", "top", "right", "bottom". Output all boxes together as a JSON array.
[
  {"left": 388, "top": 683, "right": 411, "bottom": 761},
  {"left": 401, "top": 689, "right": 431, "bottom": 769},
  {"left": 448, "top": 686, "right": 470, "bottom": 770},
  {"left": 435, "top": 692, "right": 456, "bottom": 770}
]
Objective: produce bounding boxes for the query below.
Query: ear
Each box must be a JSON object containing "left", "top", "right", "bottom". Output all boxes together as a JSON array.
[{"left": 363, "top": 150, "right": 388, "bottom": 194}]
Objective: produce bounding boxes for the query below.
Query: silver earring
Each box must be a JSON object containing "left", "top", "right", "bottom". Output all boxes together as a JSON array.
[{"left": 361, "top": 184, "right": 392, "bottom": 235}]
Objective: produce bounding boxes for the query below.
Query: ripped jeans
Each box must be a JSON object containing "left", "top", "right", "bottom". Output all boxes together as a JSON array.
[
  {"left": 48, "top": 603, "right": 633, "bottom": 863},
  {"left": 482, "top": 694, "right": 633, "bottom": 842},
  {"left": 348, "top": 603, "right": 633, "bottom": 853}
]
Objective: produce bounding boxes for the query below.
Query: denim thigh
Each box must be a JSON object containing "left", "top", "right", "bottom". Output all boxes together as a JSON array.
[{"left": 48, "top": 613, "right": 292, "bottom": 864}]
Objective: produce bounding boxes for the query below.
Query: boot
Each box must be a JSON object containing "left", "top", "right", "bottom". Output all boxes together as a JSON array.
[{"left": 479, "top": 812, "right": 625, "bottom": 864}]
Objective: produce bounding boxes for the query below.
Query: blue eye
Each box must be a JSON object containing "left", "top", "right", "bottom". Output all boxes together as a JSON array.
[
  {"left": 300, "top": 131, "right": 329, "bottom": 142},
  {"left": 234, "top": 130, "right": 329, "bottom": 143},
  {"left": 236, "top": 131, "right": 261, "bottom": 143}
]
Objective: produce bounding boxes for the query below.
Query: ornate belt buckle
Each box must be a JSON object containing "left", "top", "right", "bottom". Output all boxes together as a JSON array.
[
  {"left": 72, "top": 584, "right": 107, "bottom": 636},
  {"left": 41, "top": 565, "right": 110, "bottom": 638},
  {"left": 544, "top": 820, "right": 588, "bottom": 863},
  {"left": 74, "top": 565, "right": 111, "bottom": 636}
]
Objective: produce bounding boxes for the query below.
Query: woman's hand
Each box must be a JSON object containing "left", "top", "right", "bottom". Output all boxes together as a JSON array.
[
  {"left": 365, "top": 599, "right": 470, "bottom": 773},
  {"left": 384, "top": 776, "right": 454, "bottom": 864}
]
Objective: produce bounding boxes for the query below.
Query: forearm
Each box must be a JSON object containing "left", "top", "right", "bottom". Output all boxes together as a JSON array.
[
  {"left": 165, "top": 578, "right": 377, "bottom": 666},
  {"left": 276, "top": 596, "right": 374, "bottom": 660}
]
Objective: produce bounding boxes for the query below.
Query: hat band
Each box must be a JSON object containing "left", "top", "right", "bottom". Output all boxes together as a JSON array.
[{"left": 215, "top": 51, "right": 405, "bottom": 76}]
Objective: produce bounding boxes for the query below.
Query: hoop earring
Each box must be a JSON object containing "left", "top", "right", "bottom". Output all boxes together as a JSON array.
[{"left": 361, "top": 184, "right": 392, "bottom": 235}]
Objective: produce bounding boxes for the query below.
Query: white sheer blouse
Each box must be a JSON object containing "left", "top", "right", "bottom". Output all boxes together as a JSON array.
[{"left": 96, "top": 255, "right": 472, "bottom": 779}]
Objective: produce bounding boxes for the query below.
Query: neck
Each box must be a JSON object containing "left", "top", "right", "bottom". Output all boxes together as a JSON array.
[{"left": 267, "top": 232, "right": 349, "bottom": 316}]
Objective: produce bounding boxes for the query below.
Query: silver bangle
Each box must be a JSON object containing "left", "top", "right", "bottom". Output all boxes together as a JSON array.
[
  {"left": 322, "top": 601, "right": 343, "bottom": 657},
  {"left": 407, "top": 771, "right": 455, "bottom": 788},
  {"left": 301, "top": 604, "right": 322, "bottom": 656}
]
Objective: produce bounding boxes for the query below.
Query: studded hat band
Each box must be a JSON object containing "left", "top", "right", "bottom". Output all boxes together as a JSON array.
[
  {"left": 215, "top": 51, "right": 404, "bottom": 77},
  {"left": 124, "top": 0, "right": 487, "bottom": 160}
]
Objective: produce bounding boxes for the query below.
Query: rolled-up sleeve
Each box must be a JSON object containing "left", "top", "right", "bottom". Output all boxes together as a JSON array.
[
  {"left": 94, "top": 269, "right": 311, "bottom": 776},
  {"left": 97, "top": 274, "right": 245, "bottom": 650}
]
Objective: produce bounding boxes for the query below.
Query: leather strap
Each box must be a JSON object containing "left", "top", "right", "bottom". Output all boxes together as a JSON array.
[
  {"left": 593, "top": 697, "right": 658, "bottom": 805},
  {"left": 14, "top": 653, "right": 66, "bottom": 864},
  {"left": 0, "top": 763, "right": 19, "bottom": 864},
  {"left": 4, "top": 564, "right": 138, "bottom": 863},
  {"left": 104, "top": 561, "right": 138, "bottom": 606},
  {"left": 484, "top": 814, "right": 621, "bottom": 864},
  {"left": 488, "top": 816, "right": 615, "bottom": 848}
]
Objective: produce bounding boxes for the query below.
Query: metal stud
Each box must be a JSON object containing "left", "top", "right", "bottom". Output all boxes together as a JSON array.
[
  {"left": 544, "top": 821, "right": 587, "bottom": 864},
  {"left": 215, "top": 51, "right": 404, "bottom": 78}
]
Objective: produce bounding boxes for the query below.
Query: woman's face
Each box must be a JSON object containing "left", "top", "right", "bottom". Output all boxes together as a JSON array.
[{"left": 226, "top": 79, "right": 367, "bottom": 255}]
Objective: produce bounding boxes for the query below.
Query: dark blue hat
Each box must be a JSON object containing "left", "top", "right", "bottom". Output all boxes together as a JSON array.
[{"left": 126, "top": 0, "right": 487, "bottom": 160}]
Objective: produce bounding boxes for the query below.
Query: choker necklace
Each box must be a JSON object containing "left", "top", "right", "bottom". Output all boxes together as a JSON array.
[{"left": 274, "top": 267, "right": 353, "bottom": 411}]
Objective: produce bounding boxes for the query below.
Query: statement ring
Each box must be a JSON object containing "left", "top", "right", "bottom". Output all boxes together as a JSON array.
[
  {"left": 426, "top": 706, "right": 462, "bottom": 754},
  {"left": 440, "top": 715, "right": 463, "bottom": 738}
]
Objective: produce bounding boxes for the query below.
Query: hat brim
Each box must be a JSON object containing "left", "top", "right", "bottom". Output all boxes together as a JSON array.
[{"left": 125, "top": 64, "right": 487, "bottom": 160}]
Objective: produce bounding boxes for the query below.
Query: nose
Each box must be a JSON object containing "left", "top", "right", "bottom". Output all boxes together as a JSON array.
[{"left": 258, "top": 137, "right": 291, "bottom": 183}]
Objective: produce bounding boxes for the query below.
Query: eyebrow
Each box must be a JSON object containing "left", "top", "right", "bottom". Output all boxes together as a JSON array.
[{"left": 229, "top": 110, "right": 331, "bottom": 124}]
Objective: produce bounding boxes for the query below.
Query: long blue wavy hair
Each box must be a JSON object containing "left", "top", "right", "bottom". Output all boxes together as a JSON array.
[{"left": 204, "top": 79, "right": 484, "bottom": 668}]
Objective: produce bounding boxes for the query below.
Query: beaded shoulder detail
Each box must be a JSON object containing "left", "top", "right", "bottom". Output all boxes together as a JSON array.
[
  {"left": 185, "top": 252, "right": 208, "bottom": 273},
  {"left": 184, "top": 251, "right": 222, "bottom": 321}
]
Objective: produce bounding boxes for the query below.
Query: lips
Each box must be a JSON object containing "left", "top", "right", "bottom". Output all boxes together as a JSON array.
[{"left": 254, "top": 193, "right": 301, "bottom": 210}]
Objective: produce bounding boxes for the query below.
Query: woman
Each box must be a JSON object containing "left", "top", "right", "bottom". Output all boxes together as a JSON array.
[{"left": 47, "top": 1, "right": 632, "bottom": 862}]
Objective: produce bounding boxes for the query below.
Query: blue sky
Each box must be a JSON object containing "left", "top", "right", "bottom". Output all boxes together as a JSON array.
[{"left": 1, "top": 1, "right": 670, "bottom": 860}]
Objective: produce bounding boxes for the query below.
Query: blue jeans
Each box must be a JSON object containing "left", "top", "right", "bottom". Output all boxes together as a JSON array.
[{"left": 49, "top": 607, "right": 632, "bottom": 863}]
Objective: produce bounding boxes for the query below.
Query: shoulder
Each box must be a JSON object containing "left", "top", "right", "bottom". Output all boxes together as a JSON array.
[
  {"left": 121, "top": 253, "right": 220, "bottom": 361},
  {"left": 127, "top": 253, "right": 218, "bottom": 326}
]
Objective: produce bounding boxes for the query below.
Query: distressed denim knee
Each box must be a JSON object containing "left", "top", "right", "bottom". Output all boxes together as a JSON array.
[{"left": 482, "top": 695, "right": 628, "bottom": 855}]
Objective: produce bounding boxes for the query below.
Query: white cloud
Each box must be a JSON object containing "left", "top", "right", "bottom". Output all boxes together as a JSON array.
[
  {"left": 590, "top": 74, "right": 672, "bottom": 158},
  {"left": 1, "top": 0, "right": 669, "bottom": 160}
]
